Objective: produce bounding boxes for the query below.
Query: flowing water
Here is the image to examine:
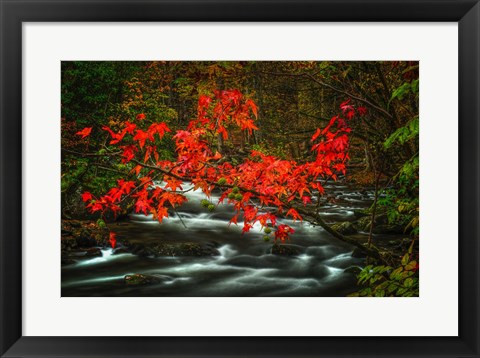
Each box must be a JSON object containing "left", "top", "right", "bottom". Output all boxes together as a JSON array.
[{"left": 62, "top": 182, "right": 376, "bottom": 297}]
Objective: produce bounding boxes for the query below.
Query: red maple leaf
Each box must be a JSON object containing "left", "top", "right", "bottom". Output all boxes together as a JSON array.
[
  {"left": 229, "top": 215, "right": 239, "bottom": 226},
  {"left": 155, "top": 206, "right": 169, "bottom": 223},
  {"left": 164, "top": 177, "right": 183, "bottom": 192},
  {"left": 109, "top": 232, "right": 117, "bottom": 249},
  {"left": 311, "top": 128, "right": 321, "bottom": 142},
  {"left": 240, "top": 119, "right": 259, "bottom": 135},
  {"left": 256, "top": 213, "right": 277, "bottom": 227},
  {"left": 242, "top": 222, "right": 253, "bottom": 233},
  {"left": 75, "top": 127, "right": 92, "bottom": 139},
  {"left": 302, "top": 196, "right": 312, "bottom": 205},
  {"left": 274, "top": 224, "right": 295, "bottom": 241},
  {"left": 102, "top": 126, "right": 126, "bottom": 144},
  {"left": 135, "top": 200, "right": 150, "bottom": 215},
  {"left": 133, "top": 129, "right": 153, "bottom": 149},
  {"left": 81, "top": 191, "right": 93, "bottom": 202},
  {"left": 339, "top": 99, "right": 353, "bottom": 113},
  {"left": 286, "top": 208, "right": 302, "bottom": 221},
  {"left": 120, "top": 145, "right": 137, "bottom": 163},
  {"left": 357, "top": 106, "right": 368, "bottom": 116},
  {"left": 148, "top": 122, "right": 171, "bottom": 139}
]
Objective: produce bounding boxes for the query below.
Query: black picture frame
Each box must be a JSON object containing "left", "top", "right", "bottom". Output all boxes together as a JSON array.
[{"left": 1, "top": 1, "right": 479, "bottom": 357}]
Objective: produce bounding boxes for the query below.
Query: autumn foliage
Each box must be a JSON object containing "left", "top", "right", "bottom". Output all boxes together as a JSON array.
[{"left": 78, "top": 89, "right": 366, "bottom": 248}]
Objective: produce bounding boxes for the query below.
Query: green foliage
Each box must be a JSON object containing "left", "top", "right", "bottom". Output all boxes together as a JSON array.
[
  {"left": 96, "top": 219, "right": 106, "bottom": 228},
  {"left": 377, "top": 189, "right": 418, "bottom": 235},
  {"left": 388, "top": 79, "right": 419, "bottom": 106},
  {"left": 399, "top": 155, "right": 419, "bottom": 179},
  {"left": 61, "top": 61, "right": 137, "bottom": 126},
  {"left": 350, "top": 252, "right": 419, "bottom": 297},
  {"left": 379, "top": 155, "right": 419, "bottom": 235},
  {"left": 61, "top": 158, "right": 122, "bottom": 199},
  {"left": 379, "top": 114, "right": 419, "bottom": 236},
  {"left": 384, "top": 117, "right": 419, "bottom": 149}
]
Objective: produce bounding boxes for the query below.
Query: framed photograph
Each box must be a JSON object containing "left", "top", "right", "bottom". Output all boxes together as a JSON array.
[{"left": 1, "top": 0, "right": 479, "bottom": 357}]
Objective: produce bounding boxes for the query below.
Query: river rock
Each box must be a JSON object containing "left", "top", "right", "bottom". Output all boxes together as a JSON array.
[
  {"left": 61, "top": 258, "right": 76, "bottom": 265},
  {"left": 151, "top": 242, "right": 220, "bottom": 257},
  {"left": 354, "top": 214, "right": 391, "bottom": 232},
  {"left": 124, "top": 274, "right": 170, "bottom": 286},
  {"left": 75, "top": 230, "right": 98, "bottom": 248},
  {"left": 331, "top": 221, "right": 357, "bottom": 235},
  {"left": 271, "top": 244, "right": 302, "bottom": 256},
  {"left": 353, "top": 209, "right": 369, "bottom": 219},
  {"left": 61, "top": 236, "right": 78, "bottom": 251},
  {"left": 61, "top": 247, "right": 102, "bottom": 264},
  {"left": 61, "top": 219, "right": 110, "bottom": 249},
  {"left": 83, "top": 247, "right": 103, "bottom": 257},
  {"left": 372, "top": 224, "right": 404, "bottom": 235},
  {"left": 351, "top": 247, "right": 367, "bottom": 258},
  {"left": 355, "top": 216, "right": 371, "bottom": 232},
  {"left": 128, "top": 243, "right": 146, "bottom": 255},
  {"left": 375, "top": 213, "right": 389, "bottom": 225}
]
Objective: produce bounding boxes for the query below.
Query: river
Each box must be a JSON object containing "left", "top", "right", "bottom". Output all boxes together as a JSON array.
[{"left": 61, "top": 181, "right": 376, "bottom": 297}]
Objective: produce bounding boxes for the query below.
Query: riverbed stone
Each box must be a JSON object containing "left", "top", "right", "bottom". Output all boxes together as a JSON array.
[
  {"left": 61, "top": 258, "right": 76, "bottom": 265},
  {"left": 124, "top": 274, "right": 170, "bottom": 286},
  {"left": 83, "top": 247, "right": 103, "bottom": 257},
  {"left": 351, "top": 247, "right": 367, "bottom": 258},
  {"left": 61, "top": 246, "right": 102, "bottom": 263},
  {"left": 271, "top": 244, "right": 302, "bottom": 256}
]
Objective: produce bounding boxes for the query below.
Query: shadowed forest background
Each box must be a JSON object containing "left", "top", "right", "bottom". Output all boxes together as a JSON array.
[{"left": 61, "top": 61, "right": 419, "bottom": 297}]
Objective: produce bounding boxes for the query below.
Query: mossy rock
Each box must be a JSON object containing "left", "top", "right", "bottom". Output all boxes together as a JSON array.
[
  {"left": 355, "top": 216, "right": 372, "bottom": 232},
  {"left": 151, "top": 242, "right": 220, "bottom": 257},
  {"left": 61, "top": 220, "right": 110, "bottom": 249},
  {"left": 331, "top": 221, "right": 357, "bottom": 235},
  {"left": 354, "top": 214, "right": 391, "bottom": 233}
]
